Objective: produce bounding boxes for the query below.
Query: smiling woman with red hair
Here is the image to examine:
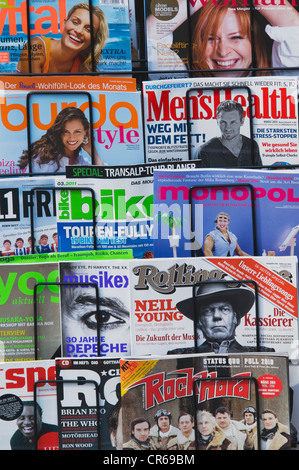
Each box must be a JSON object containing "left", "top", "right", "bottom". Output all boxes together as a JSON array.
[{"left": 147, "top": 0, "right": 299, "bottom": 77}]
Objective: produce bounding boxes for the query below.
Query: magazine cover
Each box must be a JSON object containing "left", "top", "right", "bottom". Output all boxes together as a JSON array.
[
  {"left": 144, "top": 0, "right": 193, "bottom": 78},
  {"left": 0, "top": 0, "right": 131, "bottom": 73},
  {"left": 0, "top": 261, "right": 61, "bottom": 362},
  {"left": 0, "top": 359, "right": 58, "bottom": 450},
  {"left": 55, "top": 160, "right": 201, "bottom": 257},
  {"left": 55, "top": 357, "right": 121, "bottom": 450},
  {"left": 142, "top": 75, "right": 299, "bottom": 166},
  {"left": 59, "top": 259, "right": 131, "bottom": 358},
  {"left": 0, "top": 76, "right": 143, "bottom": 174},
  {"left": 0, "top": 176, "right": 57, "bottom": 257},
  {"left": 288, "top": 361, "right": 299, "bottom": 447},
  {"left": 145, "top": 0, "right": 299, "bottom": 78},
  {"left": 153, "top": 167, "right": 299, "bottom": 260},
  {"left": 120, "top": 352, "right": 291, "bottom": 450},
  {"left": 129, "top": 256, "right": 298, "bottom": 357}
]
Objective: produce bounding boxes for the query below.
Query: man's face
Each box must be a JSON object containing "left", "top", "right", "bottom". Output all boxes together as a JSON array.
[
  {"left": 178, "top": 415, "right": 193, "bottom": 436},
  {"left": 16, "top": 405, "right": 42, "bottom": 439},
  {"left": 262, "top": 412, "right": 278, "bottom": 430},
  {"left": 198, "top": 416, "right": 214, "bottom": 436},
  {"left": 110, "top": 407, "right": 122, "bottom": 450},
  {"left": 217, "top": 109, "right": 244, "bottom": 140},
  {"left": 61, "top": 286, "right": 130, "bottom": 356},
  {"left": 244, "top": 412, "right": 255, "bottom": 425},
  {"left": 198, "top": 301, "right": 238, "bottom": 343},
  {"left": 216, "top": 412, "right": 231, "bottom": 429},
  {"left": 157, "top": 416, "right": 170, "bottom": 433},
  {"left": 133, "top": 422, "right": 150, "bottom": 442}
]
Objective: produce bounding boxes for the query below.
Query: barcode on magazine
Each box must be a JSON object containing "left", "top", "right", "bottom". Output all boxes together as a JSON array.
[{"left": 100, "top": 0, "right": 125, "bottom": 4}]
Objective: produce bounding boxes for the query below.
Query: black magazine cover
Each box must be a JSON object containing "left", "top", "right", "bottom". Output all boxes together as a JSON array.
[{"left": 55, "top": 357, "right": 121, "bottom": 450}]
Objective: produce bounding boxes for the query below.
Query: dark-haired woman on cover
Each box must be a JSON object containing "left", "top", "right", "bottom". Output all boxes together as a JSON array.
[{"left": 19, "top": 106, "right": 103, "bottom": 173}]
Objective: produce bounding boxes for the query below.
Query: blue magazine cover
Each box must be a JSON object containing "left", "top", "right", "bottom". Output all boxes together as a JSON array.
[
  {"left": 153, "top": 167, "right": 299, "bottom": 260},
  {"left": 0, "top": 0, "right": 131, "bottom": 73}
]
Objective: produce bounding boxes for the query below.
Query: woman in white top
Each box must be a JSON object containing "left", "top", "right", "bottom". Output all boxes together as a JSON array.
[
  {"left": 147, "top": 0, "right": 299, "bottom": 77},
  {"left": 19, "top": 106, "right": 103, "bottom": 173}
]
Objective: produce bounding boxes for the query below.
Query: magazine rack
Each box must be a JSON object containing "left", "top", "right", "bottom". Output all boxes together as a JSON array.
[
  {"left": 26, "top": 91, "right": 96, "bottom": 175},
  {"left": 33, "top": 281, "right": 100, "bottom": 361},
  {"left": 185, "top": 86, "right": 255, "bottom": 165},
  {"left": 188, "top": 183, "right": 258, "bottom": 257},
  {"left": 33, "top": 378, "right": 101, "bottom": 450},
  {"left": 192, "top": 375, "right": 261, "bottom": 450},
  {"left": 29, "top": 186, "right": 98, "bottom": 252},
  {"left": 191, "top": 279, "right": 261, "bottom": 353}
]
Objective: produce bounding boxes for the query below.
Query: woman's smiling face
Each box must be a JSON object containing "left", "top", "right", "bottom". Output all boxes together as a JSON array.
[
  {"left": 204, "top": 10, "right": 252, "bottom": 77},
  {"left": 61, "top": 119, "right": 86, "bottom": 155},
  {"left": 62, "top": 8, "right": 100, "bottom": 53}
]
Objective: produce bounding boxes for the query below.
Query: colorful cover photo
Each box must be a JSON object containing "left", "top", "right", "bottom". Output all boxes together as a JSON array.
[
  {"left": 55, "top": 357, "right": 121, "bottom": 450},
  {"left": 143, "top": 75, "right": 299, "bottom": 166},
  {"left": 0, "top": 0, "right": 131, "bottom": 73},
  {"left": 0, "top": 176, "right": 57, "bottom": 257},
  {"left": 0, "top": 77, "right": 143, "bottom": 175},
  {"left": 120, "top": 352, "right": 291, "bottom": 450},
  {"left": 128, "top": 255, "right": 298, "bottom": 357},
  {"left": 0, "top": 359, "right": 58, "bottom": 450},
  {"left": 145, "top": 0, "right": 299, "bottom": 78},
  {"left": 56, "top": 160, "right": 201, "bottom": 257},
  {"left": 59, "top": 259, "right": 131, "bottom": 358},
  {"left": 153, "top": 167, "right": 299, "bottom": 260}
]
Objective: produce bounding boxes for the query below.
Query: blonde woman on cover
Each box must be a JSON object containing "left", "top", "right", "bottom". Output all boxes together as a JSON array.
[
  {"left": 17, "top": 2, "right": 108, "bottom": 73},
  {"left": 147, "top": 0, "right": 299, "bottom": 76}
]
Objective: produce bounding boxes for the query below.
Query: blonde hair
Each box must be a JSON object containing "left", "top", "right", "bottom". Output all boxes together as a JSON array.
[
  {"left": 191, "top": 0, "right": 270, "bottom": 76},
  {"left": 66, "top": 2, "right": 109, "bottom": 71}
]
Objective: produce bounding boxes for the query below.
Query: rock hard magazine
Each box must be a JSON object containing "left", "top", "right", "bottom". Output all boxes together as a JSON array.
[
  {"left": 153, "top": 167, "right": 299, "bottom": 260},
  {"left": 142, "top": 75, "right": 299, "bottom": 166},
  {"left": 145, "top": 0, "right": 299, "bottom": 79},
  {"left": 120, "top": 352, "right": 291, "bottom": 450},
  {"left": 56, "top": 160, "right": 201, "bottom": 258},
  {"left": 59, "top": 259, "right": 131, "bottom": 359},
  {"left": 55, "top": 357, "right": 121, "bottom": 450},
  {"left": 0, "top": 77, "right": 142, "bottom": 175},
  {"left": 129, "top": 256, "right": 298, "bottom": 357},
  {"left": 0, "top": 359, "right": 57, "bottom": 450},
  {"left": 0, "top": 0, "right": 131, "bottom": 73}
]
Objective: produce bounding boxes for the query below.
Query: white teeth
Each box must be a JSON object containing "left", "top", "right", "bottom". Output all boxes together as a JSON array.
[
  {"left": 69, "top": 34, "right": 82, "bottom": 43},
  {"left": 216, "top": 60, "right": 236, "bottom": 67}
]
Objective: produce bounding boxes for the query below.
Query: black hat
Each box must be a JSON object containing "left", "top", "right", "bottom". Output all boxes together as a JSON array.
[{"left": 176, "top": 280, "right": 255, "bottom": 321}]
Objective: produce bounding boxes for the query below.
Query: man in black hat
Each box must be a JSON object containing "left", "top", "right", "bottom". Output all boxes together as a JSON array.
[{"left": 168, "top": 280, "right": 275, "bottom": 354}]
